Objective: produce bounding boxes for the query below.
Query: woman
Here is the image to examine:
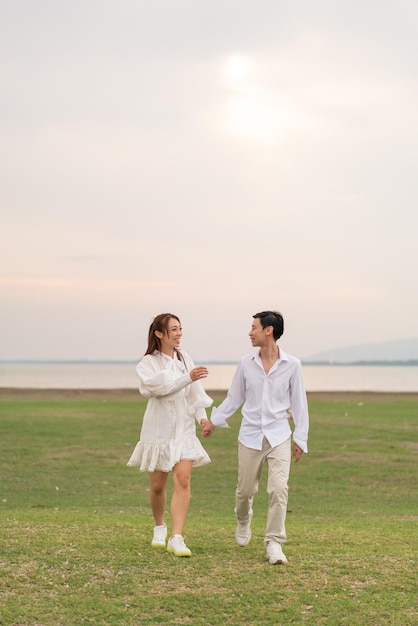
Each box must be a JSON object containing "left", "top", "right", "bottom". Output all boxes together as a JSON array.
[{"left": 127, "top": 313, "right": 212, "bottom": 557}]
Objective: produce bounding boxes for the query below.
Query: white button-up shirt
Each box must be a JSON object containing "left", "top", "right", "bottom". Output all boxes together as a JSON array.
[{"left": 210, "top": 349, "right": 309, "bottom": 452}]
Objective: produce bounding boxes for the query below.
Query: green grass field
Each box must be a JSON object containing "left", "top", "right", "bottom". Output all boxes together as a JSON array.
[{"left": 0, "top": 390, "right": 417, "bottom": 625}]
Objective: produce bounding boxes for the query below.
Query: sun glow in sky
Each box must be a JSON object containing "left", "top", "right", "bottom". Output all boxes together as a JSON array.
[
  {"left": 220, "top": 54, "right": 303, "bottom": 143},
  {"left": 223, "top": 55, "right": 253, "bottom": 81}
]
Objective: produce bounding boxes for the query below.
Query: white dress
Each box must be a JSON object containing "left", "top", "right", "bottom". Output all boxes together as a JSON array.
[{"left": 127, "top": 350, "right": 213, "bottom": 472}]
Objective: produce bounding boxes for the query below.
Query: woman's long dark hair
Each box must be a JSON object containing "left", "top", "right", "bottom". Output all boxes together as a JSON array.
[{"left": 145, "top": 313, "right": 183, "bottom": 361}]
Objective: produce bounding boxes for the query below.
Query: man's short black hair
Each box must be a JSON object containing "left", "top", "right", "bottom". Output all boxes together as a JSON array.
[{"left": 253, "top": 310, "right": 284, "bottom": 340}]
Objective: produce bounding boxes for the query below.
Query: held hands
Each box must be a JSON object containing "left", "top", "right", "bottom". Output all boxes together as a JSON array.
[
  {"left": 200, "top": 418, "right": 216, "bottom": 438},
  {"left": 190, "top": 366, "right": 209, "bottom": 382}
]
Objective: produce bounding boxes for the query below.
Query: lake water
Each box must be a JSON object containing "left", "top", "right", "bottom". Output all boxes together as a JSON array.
[{"left": 1, "top": 362, "right": 418, "bottom": 392}]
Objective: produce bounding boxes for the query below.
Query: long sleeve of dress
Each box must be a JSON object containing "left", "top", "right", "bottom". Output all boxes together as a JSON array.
[
  {"left": 181, "top": 351, "right": 213, "bottom": 423},
  {"left": 136, "top": 358, "right": 192, "bottom": 398}
]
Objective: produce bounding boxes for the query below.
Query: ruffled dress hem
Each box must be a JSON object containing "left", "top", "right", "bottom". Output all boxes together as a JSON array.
[{"left": 127, "top": 436, "right": 211, "bottom": 473}]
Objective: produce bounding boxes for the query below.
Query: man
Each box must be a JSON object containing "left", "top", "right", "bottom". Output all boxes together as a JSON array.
[{"left": 202, "top": 310, "right": 309, "bottom": 565}]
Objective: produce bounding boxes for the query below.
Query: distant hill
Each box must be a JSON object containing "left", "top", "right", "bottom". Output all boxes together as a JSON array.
[{"left": 303, "top": 338, "right": 418, "bottom": 364}]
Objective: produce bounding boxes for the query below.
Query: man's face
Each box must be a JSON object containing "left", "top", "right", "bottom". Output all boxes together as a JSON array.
[{"left": 249, "top": 317, "right": 268, "bottom": 347}]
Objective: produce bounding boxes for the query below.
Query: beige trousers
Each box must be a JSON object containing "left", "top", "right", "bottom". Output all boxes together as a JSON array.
[{"left": 235, "top": 436, "right": 291, "bottom": 545}]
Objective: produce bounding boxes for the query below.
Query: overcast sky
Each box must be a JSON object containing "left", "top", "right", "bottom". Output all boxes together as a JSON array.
[{"left": 1, "top": 0, "right": 418, "bottom": 362}]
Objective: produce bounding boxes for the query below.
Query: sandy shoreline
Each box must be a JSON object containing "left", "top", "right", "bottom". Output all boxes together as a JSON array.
[{"left": 1, "top": 388, "right": 418, "bottom": 402}]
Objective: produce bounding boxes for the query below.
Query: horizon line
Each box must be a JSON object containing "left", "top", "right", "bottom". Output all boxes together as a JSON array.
[{"left": 1, "top": 359, "right": 418, "bottom": 366}]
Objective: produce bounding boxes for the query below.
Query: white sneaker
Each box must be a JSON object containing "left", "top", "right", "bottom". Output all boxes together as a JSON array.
[
  {"left": 167, "top": 534, "right": 192, "bottom": 557},
  {"left": 151, "top": 524, "right": 167, "bottom": 548},
  {"left": 235, "top": 512, "right": 253, "bottom": 547},
  {"left": 266, "top": 542, "right": 288, "bottom": 565}
]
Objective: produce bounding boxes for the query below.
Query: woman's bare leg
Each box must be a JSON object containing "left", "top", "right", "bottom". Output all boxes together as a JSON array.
[
  {"left": 149, "top": 471, "right": 169, "bottom": 526},
  {"left": 170, "top": 460, "right": 193, "bottom": 536}
]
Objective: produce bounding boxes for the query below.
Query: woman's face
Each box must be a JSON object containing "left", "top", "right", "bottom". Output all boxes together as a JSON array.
[{"left": 158, "top": 317, "right": 183, "bottom": 355}]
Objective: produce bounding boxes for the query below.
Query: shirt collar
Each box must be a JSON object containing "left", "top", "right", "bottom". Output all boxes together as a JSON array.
[{"left": 252, "top": 347, "right": 289, "bottom": 363}]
